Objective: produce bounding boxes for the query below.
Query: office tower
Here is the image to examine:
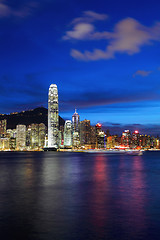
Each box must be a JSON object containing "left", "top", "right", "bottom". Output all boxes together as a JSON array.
[
  {"left": 72, "top": 109, "right": 80, "bottom": 147},
  {"left": 0, "top": 138, "right": 9, "bottom": 150},
  {"left": 107, "top": 136, "right": 116, "bottom": 149},
  {"left": 72, "top": 109, "right": 80, "bottom": 133},
  {"left": 0, "top": 119, "right": 7, "bottom": 137},
  {"left": 16, "top": 125, "right": 26, "bottom": 150},
  {"left": 39, "top": 123, "right": 46, "bottom": 148},
  {"left": 31, "top": 124, "right": 39, "bottom": 149},
  {"left": 95, "top": 123, "right": 102, "bottom": 148},
  {"left": 132, "top": 130, "right": 140, "bottom": 148},
  {"left": 64, "top": 120, "right": 72, "bottom": 148},
  {"left": 48, "top": 84, "right": 59, "bottom": 149},
  {"left": 121, "top": 130, "right": 131, "bottom": 147},
  {"left": 90, "top": 126, "right": 96, "bottom": 148},
  {"left": 26, "top": 125, "right": 32, "bottom": 148},
  {"left": 80, "top": 120, "right": 91, "bottom": 146},
  {"left": 59, "top": 125, "right": 64, "bottom": 148}
]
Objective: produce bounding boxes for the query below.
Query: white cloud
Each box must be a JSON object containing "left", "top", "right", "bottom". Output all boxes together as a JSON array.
[
  {"left": 133, "top": 70, "right": 152, "bottom": 77},
  {"left": 63, "top": 12, "right": 160, "bottom": 61},
  {"left": 63, "top": 23, "right": 95, "bottom": 40},
  {"left": 71, "top": 10, "right": 108, "bottom": 25}
]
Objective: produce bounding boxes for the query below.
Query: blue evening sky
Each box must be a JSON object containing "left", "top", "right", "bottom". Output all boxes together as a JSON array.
[{"left": 0, "top": 0, "right": 160, "bottom": 132}]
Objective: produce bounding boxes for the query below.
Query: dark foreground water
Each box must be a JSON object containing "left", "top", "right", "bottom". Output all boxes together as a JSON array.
[{"left": 0, "top": 151, "right": 160, "bottom": 240}]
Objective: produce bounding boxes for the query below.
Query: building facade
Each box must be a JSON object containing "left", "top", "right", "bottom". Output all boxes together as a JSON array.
[{"left": 48, "top": 84, "right": 59, "bottom": 148}]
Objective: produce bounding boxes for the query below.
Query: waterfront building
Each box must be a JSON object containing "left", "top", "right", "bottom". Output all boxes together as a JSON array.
[
  {"left": 131, "top": 130, "right": 140, "bottom": 148},
  {"left": 26, "top": 125, "right": 31, "bottom": 148},
  {"left": 9, "top": 137, "right": 16, "bottom": 150},
  {"left": 95, "top": 123, "right": 102, "bottom": 148},
  {"left": 72, "top": 109, "right": 80, "bottom": 147},
  {"left": 16, "top": 125, "right": 26, "bottom": 150},
  {"left": 39, "top": 123, "right": 46, "bottom": 148},
  {"left": 107, "top": 136, "right": 116, "bottom": 149},
  {"left": 31, "top": 124, "right": 39, "bottom": 149},
  {"left": 0, "top": 137, "right": 9, "bottom": 150},
  {"left": 90, "top": 126, "right": 96, "bottom": 148},
  {"left": 97, "top": 131, "right": 106, "bottom": 148},
  {"left": 64, "top": 120, "right": 72, "bottom": 148},
  {"left": 59, "top": 125, "right": 64, "bottom": 148},
  {"left": 0, "top": 119, "right": 7, "bottom": 137},
  {"left": 80, "top": 120, "right": 91, "bottom": 146},
  {"left": 48, "top": 84, "right": 59, "bottom": 149},
  {"left": 121, "top": 130, "right": 131, "bottom": 147}
]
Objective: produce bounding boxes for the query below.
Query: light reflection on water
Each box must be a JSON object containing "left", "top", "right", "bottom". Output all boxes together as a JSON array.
[{"left": 0, "top": 151, "right": 160, "bottom": 240}]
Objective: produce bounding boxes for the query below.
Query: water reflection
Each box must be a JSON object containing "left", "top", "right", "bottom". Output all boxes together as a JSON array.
[
  {"left": 90, "top": 154, "right": 109, "bottom": 237},
  {"left": 118, "top": 155, "right": 147, "bottom": 238}
]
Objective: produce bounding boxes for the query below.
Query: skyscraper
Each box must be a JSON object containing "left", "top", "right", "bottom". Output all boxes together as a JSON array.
[
  {"left": 16, "top": 124, "right": 26, "bottom": 150},
  {"left": 48, "top": 84, "right": 59, "bottom": 149},
  {"left": 64, "top": 120, "right": 72, "bottom": 148},
  {"left": 0, "top": 119, "right": 7, "bottom": 137},
  {"left": 72, "top": 109, "right": 80, "bottom": 148}
]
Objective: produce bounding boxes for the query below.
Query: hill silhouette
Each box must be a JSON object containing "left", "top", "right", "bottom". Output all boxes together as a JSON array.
[{"left": 0, "top": 107, "right": 65, "bottom": 129}]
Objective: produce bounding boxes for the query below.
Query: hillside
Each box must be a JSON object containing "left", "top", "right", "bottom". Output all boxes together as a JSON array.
[{"left": 0, "top": 107, "right": 65, "bottom": 129}]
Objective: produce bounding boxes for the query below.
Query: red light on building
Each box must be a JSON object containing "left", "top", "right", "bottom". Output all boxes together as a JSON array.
[
  {"left": 134, "top": 130, "right": 139, "bottom": 134},
  {"left": 96, "top": 123, "right": 102, "bottom": 128}
]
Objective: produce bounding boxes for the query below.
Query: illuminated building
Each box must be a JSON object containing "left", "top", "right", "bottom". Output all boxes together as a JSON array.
[
  {"left": 26, "top": 125, "right": 31, "bottom": 148},
  {"left": 64, "top": 120, "right": 72, "bottom": 148},
  {"left": 0, "top": 119, "right": 7, "bottom": 137},
  {"left": 121, "top": 130, "right": 131, "bottom": 147},
  {"left": 0, "top": 138, "right": 9, "bottom": 150},
  {"left": 39, "top": 123, "right": 46, "bottom": 148},
  {"left": 95, "top": 123, "right": 107, "bottom": 148},
  {"left": 107, "top": 136, "right": 116, "bottom": 149},
  {"left": 131, "top": 130, "right": 140, "bottom": 148},
  {"left": 90, "top": 126, "right": 96, "bottom": 148},
  {"left": 72, "top": 109, "right": 80, "bottom": 147},
  {"left": 16, "top": 125, "right": 26, "bottom": 150},
  {"left": 97, "top": 131, "right": 106, "bottom": 148},
  {"left": 9, "top": 138, "right": 16, "bottom": 150},
  {"left": 31, "top": 124, "right": 39, "bottom": 149},
  {"left": 59, "top": 125, "right": 64, "bottom": 148},
  {"left": 80, "top": 120, "right": 91, "bottom": 146},
  {"left": 48, "top": 84, "right": 59, "bottom": 149}
]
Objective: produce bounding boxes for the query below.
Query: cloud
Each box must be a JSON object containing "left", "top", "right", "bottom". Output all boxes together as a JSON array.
[
  {"left": 0, "top": 1, "right": 38, "bottom": 18},
  {"left": 63, "top": 11, "right": 109, "bottom": 41},
  {"left": 133, "top": 70, "right": 152, "bottom": 77},
  {"left": 63, "top": 13, "right": 160, "bottom": 61},
  {"left": 71, "top": 10, "right": 108, "bottom": 25}
]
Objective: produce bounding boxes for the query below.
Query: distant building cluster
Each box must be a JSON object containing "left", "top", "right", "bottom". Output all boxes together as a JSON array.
[{"left": 0, "top": 84, "right": 159, "bottom": 151}]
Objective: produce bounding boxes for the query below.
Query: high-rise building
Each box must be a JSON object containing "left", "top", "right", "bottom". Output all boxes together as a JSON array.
[
  {"left": 72, "top": 109, "right": 80, "bottom": 147},
  {"left": 121, "top": 130, "right": 131, "bottom": 147},
  {"left": 80, "top": 120, "right": 91, "bottom": 146},
  {"left": 16, "top": 125, "right": 26, "bottom": 150},
  {"left": 48, "top": 84, "right": 59, "bottom": 149},
  {"left": 31, "top": 124, "right": 39, "bottom": 149},
  {"left": 26, "top": 125, "right": 32, "bottom": 148},
  {"left": 64, "top": 120, "right": 72, "bottom": 148},
  {"left": 131, "top": 130, "right": 140, "bottom": 148},
  {"left": 0, "top": 119, "right": 7, "bottom": 137},
  {"left": 39, "top": 123, "right": 46, "bottom": 148},
  {"left": 59, "top": 125, "right": 64, "bottom": 148},
  {"left": 72, "top": 109, "right": 80, "bottom": 133}
]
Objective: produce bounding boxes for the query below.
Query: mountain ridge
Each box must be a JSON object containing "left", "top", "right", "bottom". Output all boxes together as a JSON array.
[{"left": 0, "top": 107, "right": 65, "bottom": 129}]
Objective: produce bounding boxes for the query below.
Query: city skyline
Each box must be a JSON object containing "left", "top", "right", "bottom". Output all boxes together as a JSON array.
[{"left": 0, "top": 0, "right": 160, "bottom": 132}]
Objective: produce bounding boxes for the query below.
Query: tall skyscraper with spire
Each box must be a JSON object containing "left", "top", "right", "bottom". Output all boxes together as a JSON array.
[
  {"left": 48, "top": 84, "right": 59, "bottom": 149},
  {"left": 72, "top": 109, "right": 80, "bottom": 148}
]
